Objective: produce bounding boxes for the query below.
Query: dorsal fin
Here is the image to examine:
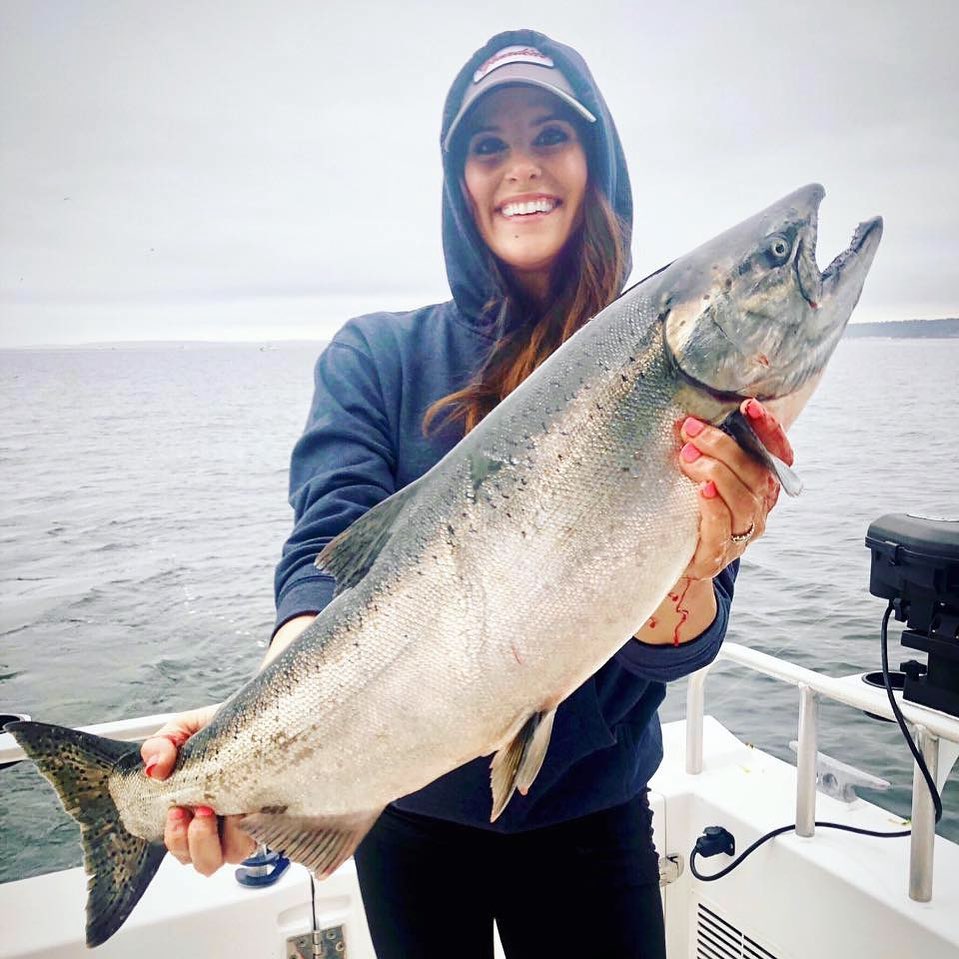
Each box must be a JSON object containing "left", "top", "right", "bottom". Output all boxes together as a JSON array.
[{"left": 315, "top": 480, "right": 422, "bottom": 594}]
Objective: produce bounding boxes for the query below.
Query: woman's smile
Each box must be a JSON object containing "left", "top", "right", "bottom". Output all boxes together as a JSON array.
[{"left": 497, "top": 193, "right": 561, "bottom": 219}]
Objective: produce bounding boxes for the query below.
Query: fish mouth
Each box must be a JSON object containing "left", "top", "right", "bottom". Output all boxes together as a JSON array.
[
  {"left": 805, "top": 204, "right": 883, "bottom": 314},
  {"left": 821, "top": 216, "right": 884, "bottom": 284},
  {"left": 780, "top": 207, "right": 883, "bottom": 397},
  {"left": 793, "top": 183, "right": 883, "bottom": 314}
]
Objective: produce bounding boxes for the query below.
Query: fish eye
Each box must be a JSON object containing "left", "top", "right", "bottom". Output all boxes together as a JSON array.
[{"left": 767, "top": 234, "right": 792, "bottom": 263}]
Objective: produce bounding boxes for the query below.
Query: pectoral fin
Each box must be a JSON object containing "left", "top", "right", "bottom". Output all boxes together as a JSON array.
[
  {"left": 720, "top": 409, "right": 803, "bottom": 497},
  {"left": 489, "top": 707, "right": 557, "bottom": 822},
  {"left": 238, "top": 808, "right": 383, "bottom": 878}
]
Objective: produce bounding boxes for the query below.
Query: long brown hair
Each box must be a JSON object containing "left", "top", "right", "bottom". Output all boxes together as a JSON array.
[{"left": 423, "top": 181, "right": 629, "bottom": 436}]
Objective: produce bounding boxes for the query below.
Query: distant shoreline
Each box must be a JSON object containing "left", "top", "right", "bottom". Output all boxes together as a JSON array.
[
  {"left": 843, "top": 318, "right": 959, "bottom": 339},
  {"left": 2, "top": 319, "right": 958, "bottom": 350}
]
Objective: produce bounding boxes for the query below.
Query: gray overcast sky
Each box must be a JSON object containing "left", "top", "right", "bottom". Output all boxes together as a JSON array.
[{"left": 1, "top": 0, "right": 957, "bottom": 346}]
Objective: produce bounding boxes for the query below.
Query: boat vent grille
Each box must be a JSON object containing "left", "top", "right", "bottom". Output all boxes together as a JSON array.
[{"left": 696, "top": 903, "right": 779, "bottom": 959}]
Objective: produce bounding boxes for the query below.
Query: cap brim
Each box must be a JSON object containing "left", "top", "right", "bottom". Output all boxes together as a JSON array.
[{"left": 443, "top": 77, "right": 597, "bottom": 153}]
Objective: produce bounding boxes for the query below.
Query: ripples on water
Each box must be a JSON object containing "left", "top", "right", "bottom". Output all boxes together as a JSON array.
[{"left": 1, "top": 338, "right": 957, "bottom": 882}]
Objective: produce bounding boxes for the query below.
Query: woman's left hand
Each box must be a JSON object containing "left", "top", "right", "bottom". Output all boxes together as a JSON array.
[{"left": 677, "top": 398, "right": 794, "bottom": 580}]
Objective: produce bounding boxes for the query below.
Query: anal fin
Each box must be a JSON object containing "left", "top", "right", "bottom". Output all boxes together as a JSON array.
[
  {"left": 489, "top": 707, "right": 557, "bottom": 822},
  {"left": 238, "top": 808, "right": 382, "bottom": 878}
]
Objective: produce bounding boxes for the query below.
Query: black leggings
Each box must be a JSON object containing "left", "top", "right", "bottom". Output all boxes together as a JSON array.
[{"left": 353, "top": 792, "right": 667, "bottom": 959}]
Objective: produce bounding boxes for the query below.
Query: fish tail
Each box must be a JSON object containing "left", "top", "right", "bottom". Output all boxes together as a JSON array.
[{"left": 5, "top": 720, "right": 165, "bottom": 947}]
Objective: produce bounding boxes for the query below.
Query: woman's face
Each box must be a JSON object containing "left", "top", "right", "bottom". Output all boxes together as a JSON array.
[{"left": 462, "top": 86, "right": 588, "bottom": 300}]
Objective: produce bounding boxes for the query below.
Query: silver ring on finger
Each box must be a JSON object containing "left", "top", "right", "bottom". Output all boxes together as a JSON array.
[{"left": 730, "top": 521, "right": 755, "bottom": 545}]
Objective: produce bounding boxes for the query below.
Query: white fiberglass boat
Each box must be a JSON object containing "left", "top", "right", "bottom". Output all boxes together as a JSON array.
[{"left": 2, "top": 641, "right": 957, "bottom": 959}]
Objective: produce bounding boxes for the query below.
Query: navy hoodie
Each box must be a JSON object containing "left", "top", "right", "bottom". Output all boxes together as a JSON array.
[{"left": 274, "top": 29, "right": 736, "bottom": 831}]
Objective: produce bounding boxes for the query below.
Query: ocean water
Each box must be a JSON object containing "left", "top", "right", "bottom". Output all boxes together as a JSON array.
[{"left": 0, "top": 337, "right": 957, "bottom": 883}]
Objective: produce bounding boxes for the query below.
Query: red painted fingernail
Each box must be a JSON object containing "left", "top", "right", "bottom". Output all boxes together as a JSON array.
[
  {"left": 681, "top": 443, "right": 701, "bottom": 463},
  {"left": 194, "top": 806, "right": 215, "bottom": 817},
  {"left": 701, "top": 481, "right": 718, "bottom": 499},
  {"left": 169, "top": 807, "right": 188, "bottom": 822},
  {"left": 746, "top": 399, "right": 765, "bottom": 420},
  {"left": 682, "top": 416, "right": 705, "bottom": 437},
  {"left": 144, "top": 755, "right": 160, "bottom": 777}
]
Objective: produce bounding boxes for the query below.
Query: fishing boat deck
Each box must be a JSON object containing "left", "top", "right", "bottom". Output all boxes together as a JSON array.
[{"left": 2, "top": 646, "right": 958, "bottom": 958}]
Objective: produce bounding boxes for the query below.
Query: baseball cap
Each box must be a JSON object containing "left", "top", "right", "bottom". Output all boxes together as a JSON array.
[{"left": 443, "top": 44, "right": 597, "bottom": 153}]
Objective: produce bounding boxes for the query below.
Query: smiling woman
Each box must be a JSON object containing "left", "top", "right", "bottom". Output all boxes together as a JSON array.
[{"left": 136, "top": 27, "right": 794, "bottom": 959}]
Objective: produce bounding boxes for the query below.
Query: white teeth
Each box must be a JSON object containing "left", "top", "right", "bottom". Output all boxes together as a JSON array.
[{"left": 501, "top": 198, "right": 557, "bottom": 218}]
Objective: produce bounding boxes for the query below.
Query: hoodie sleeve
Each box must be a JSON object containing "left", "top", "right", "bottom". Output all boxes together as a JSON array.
[
  {"left": 612, "top": 560, "right": 738, "bottom": 683},
  {"left": 273, "top": 332, "right": 396, "bottom": 634}
]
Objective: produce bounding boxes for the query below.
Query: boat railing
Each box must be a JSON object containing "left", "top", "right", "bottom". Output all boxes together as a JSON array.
[{"left": 686, "top": 642, "right": 959, "bottom": 903}]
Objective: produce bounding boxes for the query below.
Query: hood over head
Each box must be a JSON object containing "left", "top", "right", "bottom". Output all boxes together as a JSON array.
[{"left": 440, "top": 29, "right": 633, "bottom": 332}]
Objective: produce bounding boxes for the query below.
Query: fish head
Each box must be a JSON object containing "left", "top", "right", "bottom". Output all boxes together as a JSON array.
[{"left": 662, "top": 183, "right": 882, "bottom": 427}]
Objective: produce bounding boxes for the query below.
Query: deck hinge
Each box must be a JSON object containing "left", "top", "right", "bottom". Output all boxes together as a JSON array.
[
  {"left": 659, "top": 853, "right": 684, "bottom": 886},
  {"left": 287, "top": 924, "right": 346, "bottom": 957}
]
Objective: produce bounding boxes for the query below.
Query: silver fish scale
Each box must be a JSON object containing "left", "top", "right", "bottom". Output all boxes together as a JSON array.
[{"left": 111, "top": 286, "right": 704, "bottom": 835}]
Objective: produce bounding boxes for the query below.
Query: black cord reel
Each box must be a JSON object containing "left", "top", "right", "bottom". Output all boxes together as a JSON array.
[{"left": 865, "top": 513, "right": 959, "bottom": 718}]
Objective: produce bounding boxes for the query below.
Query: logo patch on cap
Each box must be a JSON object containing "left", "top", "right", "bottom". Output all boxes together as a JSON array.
[{"left": 473, "top": 45, "right": 554, "bottom": 84}]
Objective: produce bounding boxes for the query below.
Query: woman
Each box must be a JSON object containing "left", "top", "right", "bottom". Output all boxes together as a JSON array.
[{"left": 142, "top": 29, "right": 792, "bottom": 958}]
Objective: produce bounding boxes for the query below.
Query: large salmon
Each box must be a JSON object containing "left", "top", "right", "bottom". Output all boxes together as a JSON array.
[{"left": 7, "top": 183, "right": 882, "bottom": 946}]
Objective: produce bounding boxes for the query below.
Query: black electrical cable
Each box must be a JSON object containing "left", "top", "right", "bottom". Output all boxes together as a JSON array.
[
  {"left": 690, "top": 601, "right": 943, "bottom": 881},
  {"left": 879, "top": 601, "right": 943, "bottom": 824}
]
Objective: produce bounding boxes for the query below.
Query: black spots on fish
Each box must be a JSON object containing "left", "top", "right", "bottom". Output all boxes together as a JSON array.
[
  {"left": 724, "top": 277, "right": 733, "bottom": 292},
  {"left": 656, "top": 292, "right": 675, "bottom": 326}
]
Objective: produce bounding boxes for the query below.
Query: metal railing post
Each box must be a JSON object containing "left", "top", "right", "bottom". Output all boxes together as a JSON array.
[
  {"left": 909, "top": 725, "right": 939, "bottom": 902},
  {"left": 686, "top": 667, "right": 707, "bottom": 775},
  {"left": 796, "top": 684, "right": 819, "bottom": 837}
]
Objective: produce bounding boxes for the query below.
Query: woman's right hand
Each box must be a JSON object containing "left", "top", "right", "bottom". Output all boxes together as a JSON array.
[{"left": 140, "top": 705, "right": 257, "bottom": 876}]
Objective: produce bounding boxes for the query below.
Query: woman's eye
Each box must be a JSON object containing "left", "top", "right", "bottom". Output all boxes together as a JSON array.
[
  {"left": 534, "top": 125, "right": 570, "bottom": 147},
  {"left": 471, "top": 136, "right": 507, "bottom": 157}
]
